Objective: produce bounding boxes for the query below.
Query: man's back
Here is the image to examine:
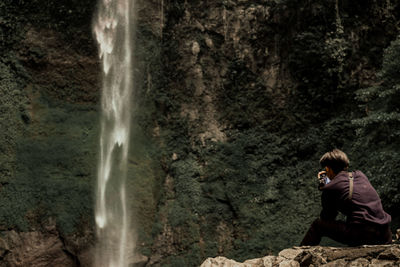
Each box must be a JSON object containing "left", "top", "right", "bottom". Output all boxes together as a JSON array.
[{"left": 321, "top": 170, "right": 391, "bottom": 225}]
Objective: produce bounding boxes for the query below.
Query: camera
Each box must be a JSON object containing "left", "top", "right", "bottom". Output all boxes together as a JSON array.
[{"left": 320, "top": 173, "right": 331, "bottom": 185}]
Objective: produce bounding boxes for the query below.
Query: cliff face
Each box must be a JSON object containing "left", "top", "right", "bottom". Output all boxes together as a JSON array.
[
  {"left": 0, "top": 1, "right": 98, "bottom": 265},
  {"left": 1, "top": 0, "right": 400, "bottom": 266},
  {"left": 145, "top": 1, "right": 400, "bottom": 265}
]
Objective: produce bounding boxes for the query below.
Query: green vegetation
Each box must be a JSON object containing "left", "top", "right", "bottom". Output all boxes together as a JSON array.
[
  {"left": 352, "top": 36, "right": 400, "bottom": 216},
  {"left": 0, "top": 0, "right": 98, "bottom": 233},
  {"left": 0, "top": 94, "right": 98, "bottom": 233}
]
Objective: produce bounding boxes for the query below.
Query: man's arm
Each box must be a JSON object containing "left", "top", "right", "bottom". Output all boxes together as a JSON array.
[{"left": 320, "top": 190, "right": 338, "bottom": 221}]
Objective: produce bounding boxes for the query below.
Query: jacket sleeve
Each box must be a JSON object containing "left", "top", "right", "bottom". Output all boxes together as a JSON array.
[{"left": 320, "top": 190, "right": 338, "bottom": 221}]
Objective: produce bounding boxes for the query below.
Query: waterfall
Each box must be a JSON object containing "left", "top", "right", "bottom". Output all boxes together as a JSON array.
[{"left": 93, "top": 0, "right": 135, "bottom": 266}]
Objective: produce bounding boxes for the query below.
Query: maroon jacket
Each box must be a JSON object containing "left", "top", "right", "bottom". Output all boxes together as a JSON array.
[{"left": 320, "top": 170, "right": 391, "bottom": 225}]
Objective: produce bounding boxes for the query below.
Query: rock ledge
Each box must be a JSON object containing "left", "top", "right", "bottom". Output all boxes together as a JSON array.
[{"left": 201, "top": 245, "right": 400, "bottom": 267}]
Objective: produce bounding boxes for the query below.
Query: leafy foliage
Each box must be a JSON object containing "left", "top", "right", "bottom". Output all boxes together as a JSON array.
[
  {"left": 351, "top": 36, "right": 400, "bottom": 214},
  {"left": 0, "top": 97, "right": 98, "bottom": 233}
]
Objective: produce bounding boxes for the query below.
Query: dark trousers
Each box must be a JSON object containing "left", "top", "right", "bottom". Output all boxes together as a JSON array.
[{"left": 300, "top": 218, "right": 392, "bottom": 246}]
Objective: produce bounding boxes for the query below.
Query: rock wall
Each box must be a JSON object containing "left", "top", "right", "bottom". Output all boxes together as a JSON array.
[{"left": 144, "top": 0, "right": 400, "bottom": 265}]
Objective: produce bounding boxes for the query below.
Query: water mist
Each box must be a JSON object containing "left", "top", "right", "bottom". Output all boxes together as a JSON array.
[{"left": 93, "top": 0, "right": 135, "bottom": 266}]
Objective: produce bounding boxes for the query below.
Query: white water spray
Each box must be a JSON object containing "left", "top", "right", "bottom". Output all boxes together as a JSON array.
[{"left": 93, "top": 0, "right": 135, "bottom": 266}]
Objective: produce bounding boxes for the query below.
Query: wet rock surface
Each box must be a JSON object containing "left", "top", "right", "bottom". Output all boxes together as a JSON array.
[{"left": 200, "top": 245, "right": 400, "bottom": 267}]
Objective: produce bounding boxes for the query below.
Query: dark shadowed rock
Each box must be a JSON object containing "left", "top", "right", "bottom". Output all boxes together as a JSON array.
[{"left": 378, "top": 246, "right": 400, "bottom": 261}]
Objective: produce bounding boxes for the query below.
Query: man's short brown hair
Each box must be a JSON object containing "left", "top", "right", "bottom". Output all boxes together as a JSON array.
[{"left": 320, "top": 149, "right": 350, "bottom": 174}]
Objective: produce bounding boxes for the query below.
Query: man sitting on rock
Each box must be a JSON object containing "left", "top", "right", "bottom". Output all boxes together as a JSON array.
[{"left": 300, "top": 149, "right": 392, "bottom": 246}]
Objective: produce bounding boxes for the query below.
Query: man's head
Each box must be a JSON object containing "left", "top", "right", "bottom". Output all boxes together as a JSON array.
[{"left": 320, "top": 149, "right": 349, "bottom": 176}]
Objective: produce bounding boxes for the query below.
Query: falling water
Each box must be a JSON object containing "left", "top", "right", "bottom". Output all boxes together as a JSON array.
[{"left": 93, "top": 0, "right": 135, "bottom": 266}]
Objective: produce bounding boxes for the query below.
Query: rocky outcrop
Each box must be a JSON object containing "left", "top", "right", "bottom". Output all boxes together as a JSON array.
[
  {"left": 0, "top": 218, "right": 94, "bottom": 267},
  {"left": 0, "top": 230, "right": 75, "bottom": 267},
  {"left": 201, "top": 245, "right": 400, "bottom": 267}
]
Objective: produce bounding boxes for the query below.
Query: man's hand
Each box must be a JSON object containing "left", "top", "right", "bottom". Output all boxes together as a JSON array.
[
  {"left": 318, "top": 170, "right": 326, "bottom": 180},
  {"left": 318, "top": 171, "right": 327, "bottom": 189}
]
